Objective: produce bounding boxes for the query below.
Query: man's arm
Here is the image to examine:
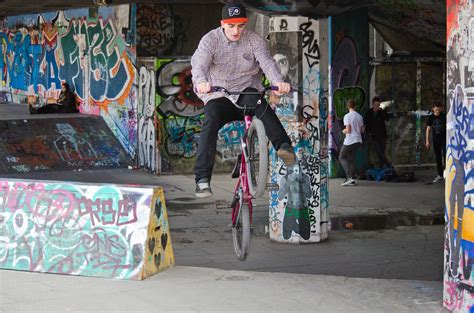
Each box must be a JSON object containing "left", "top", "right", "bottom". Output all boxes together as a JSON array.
[
  {"left": 191, "top": 33, "right": 214, "bottom": 93},
  {"left": 425, "top": 126, "right": 431, "bottom": 149},
  {"left": 343, "top": 124, "right": 352, "bottom": 134}
]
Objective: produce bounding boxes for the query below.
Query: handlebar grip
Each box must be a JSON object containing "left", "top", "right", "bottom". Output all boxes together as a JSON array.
[
  {"left": 209, "top": 86, "right": 224, "bottom": 93},
  {"left": 270, "top": 86, "right": 279, "bottom": 91}
]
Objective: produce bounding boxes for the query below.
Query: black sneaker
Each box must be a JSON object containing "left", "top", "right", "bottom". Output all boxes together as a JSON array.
[
  {"left": 195, "top": 179, "right": 213, "bottom": 198},
  {"left": 277, "top": 143, "right": 296, "bottom": 165}
]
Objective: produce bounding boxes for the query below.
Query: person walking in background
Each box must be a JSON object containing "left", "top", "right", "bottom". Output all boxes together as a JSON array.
[
  {"left": 364, "top": 96, "right": 392, "bottom": 168},
  {"left": 339, "top": 99, "right": 364, "bottom": 186},
  {"left": 425, "top": 103, "right": 446, "bottom": 183}
]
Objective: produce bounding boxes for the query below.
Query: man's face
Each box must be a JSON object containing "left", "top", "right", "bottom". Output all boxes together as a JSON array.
[
  {"left": 433, "top": 106, "right": 442, "bottom": 116},
  {"left": 373, "top": 101, "right": 381, "bottom": 111},
  {"left": 221, "top": 21, "right": 246, "bottom": 41}
]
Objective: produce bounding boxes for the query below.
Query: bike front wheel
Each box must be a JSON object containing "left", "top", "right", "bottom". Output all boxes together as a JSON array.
[
  {"left": 247, "top": 119, "right": 268, "bottom": 198},
  {"left": 232, "top": 197, "right": 250, "bottom": 261}
]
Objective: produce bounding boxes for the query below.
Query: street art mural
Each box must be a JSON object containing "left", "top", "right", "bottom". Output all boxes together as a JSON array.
[
  {"left": 0, "top": 6, "right": 138, "bottom": 157},
  {"left": 268, "top": 16, "right": 328, "bottom": 243},
  {"left": 155, "top": 58, "right": 244, "bottom": 173},
  {"left": 0, "top": 117, "right": 132, "bottom": 174},
  {"left": 330, "top": 9, "right": 370, "bottom": 178},
  {"left": 444, "top": 1, "right": 474, "bottom": 312},
  {"left": 138, "top": 60, "right": 157, "bottom": 173},
  {"left": 0, "top": 179, "right": 174, "bottom": 280}
]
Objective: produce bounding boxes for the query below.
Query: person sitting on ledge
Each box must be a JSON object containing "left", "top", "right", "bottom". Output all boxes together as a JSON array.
[{"left": 30, "top": 82, "right": 79, "bottom": 114}]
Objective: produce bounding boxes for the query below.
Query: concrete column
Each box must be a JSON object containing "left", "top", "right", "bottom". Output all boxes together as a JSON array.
[
  {"left": 444, "top": 2, "right": 474, "bottom": 312},
  {"left": 268, "top": 16, "right": 329, "bottom": 243}
]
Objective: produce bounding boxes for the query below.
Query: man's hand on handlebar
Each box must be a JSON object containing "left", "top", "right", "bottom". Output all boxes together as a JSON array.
[
  {"left": 196, "top": 82, "right": 211, "bottom": 94},
  {"left": 273, "top": 82, "right": 291, "bottom": 96}
]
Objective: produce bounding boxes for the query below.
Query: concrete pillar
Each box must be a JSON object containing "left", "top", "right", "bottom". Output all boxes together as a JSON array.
[
  {"left": 267, "top": 16, "right": 329, "bottom": 243},
  {"left": 444, "top": 2, "right": 474, "bottom": 312}
]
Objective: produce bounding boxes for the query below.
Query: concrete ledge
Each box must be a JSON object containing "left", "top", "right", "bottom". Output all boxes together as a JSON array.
[{"left": 0, "top": 178, "right": 174, "bottom": 280}]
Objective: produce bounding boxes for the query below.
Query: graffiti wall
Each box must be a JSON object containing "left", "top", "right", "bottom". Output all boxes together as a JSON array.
[
  {"left": 155, "top": 58, "right": 243, "bottom": 173},
  {"left": 374, "top": 62, "right": 444, "bottom": 167},
  {"left": 0, "top": 178, "right": 174, "bottom": 280},
  {"left": 136, "top": 3, "right": 222, "bottom": 57},
  {"left": 138, "top": 59, "right": 158, "bottom": 173},
  {"left": 330, "top": 8, "right": 370, "bottom": 177},
  {"left": 0, "top": 6, "right": 138, "bottom": 157},
  {"left": 268, "top": 16, "right": 329, "bottom": 243},
  {"left": 0, "top": 116, "right": 133, "bottom": 174},
  {"left": 444, "top": 1, "right": 474, "bottom": 311}
]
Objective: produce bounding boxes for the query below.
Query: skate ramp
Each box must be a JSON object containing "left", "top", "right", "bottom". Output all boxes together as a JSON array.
[{"left": 0, "top": 115, "right": 133, "bottom": 174}]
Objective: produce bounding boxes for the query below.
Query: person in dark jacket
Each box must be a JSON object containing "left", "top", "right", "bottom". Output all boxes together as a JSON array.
[
  {"left": 30, "top": 82, "right": 79, "bottom": 114},
  {"left": 364, "top": 96, "right": 392, "bottom": 168},
  {"left": 425, "top": 103, "right": 446, "bottom": 183}
]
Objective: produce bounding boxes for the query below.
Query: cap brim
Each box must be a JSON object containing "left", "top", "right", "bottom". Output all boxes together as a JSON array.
[{"left": 221, "top": 17, "right": 248, "bottom": 24}]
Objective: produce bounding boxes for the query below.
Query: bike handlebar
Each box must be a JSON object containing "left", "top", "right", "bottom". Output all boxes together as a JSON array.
[{"left": 209, "top": 86, "right": 279, "bottom": 94}]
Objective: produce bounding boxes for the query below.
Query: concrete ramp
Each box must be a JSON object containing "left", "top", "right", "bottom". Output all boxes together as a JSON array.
[
  {"left": 0, "top": 178, "right": 174, "bottom": 280},
  {"left": 0, "top": 116, "right": 133, "bottom": 173}
]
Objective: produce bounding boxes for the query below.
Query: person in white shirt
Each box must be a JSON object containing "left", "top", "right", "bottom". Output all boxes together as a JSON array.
[{"left": 339, "top": 99, "right": 364, "bottom": 186}]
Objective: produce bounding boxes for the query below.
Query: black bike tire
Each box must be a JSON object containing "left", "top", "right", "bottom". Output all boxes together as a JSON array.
[
  {"left": 232, "top": 200, "right": 250, "bottom": 261},
  {"left": 247, "top": 119, "right": 268, "bottom": 198}
]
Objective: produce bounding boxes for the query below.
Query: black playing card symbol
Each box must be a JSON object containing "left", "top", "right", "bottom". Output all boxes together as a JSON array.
[
  {"left": 148, "top": 238, "right": 155, "bottom": 253},
  {"left": 154, "top": 198, "right": 162, "bottom": 220},
  {"left": 154, "top": 252, "right": 161, "bottom": 268},
  {"left": 161, "top": 233, "right": 168, "bottom": 249}
]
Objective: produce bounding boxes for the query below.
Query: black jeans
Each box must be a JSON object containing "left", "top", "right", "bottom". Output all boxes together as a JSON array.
[
  {"left": 433, "top": 139, "right": 446, "bottom": 176},
  {"left": 195, "top": 88, "right": 291, "bottom": 183},
  {"left": 339, "top": 142, "right": 361, "bottom": 179},
  {"left": 372, "top": 137, "right": 391, "bottom": 168}
]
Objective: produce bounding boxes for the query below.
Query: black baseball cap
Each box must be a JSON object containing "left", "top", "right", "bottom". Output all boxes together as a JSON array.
[{"left": 222, "top": 2, "right": 248, "bottom": 24}]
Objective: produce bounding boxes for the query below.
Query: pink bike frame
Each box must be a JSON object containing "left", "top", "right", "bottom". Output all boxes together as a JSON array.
[{"left": 231, "top": 114, "right": 254, "bottom": 226}]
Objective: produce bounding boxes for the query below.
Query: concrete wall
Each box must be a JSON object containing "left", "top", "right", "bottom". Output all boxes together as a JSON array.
[
  {"left": 0, "top": 6, "right": 138, "bottom": 158},
  {"left": 444, "top": 1, "right": 474, "bottom": 312},
  {"left": 329, "top": 8, "right": 370, "bottom": 178},
  {"left": 0, "top": 178, "right": 174, "bottom": 280}
]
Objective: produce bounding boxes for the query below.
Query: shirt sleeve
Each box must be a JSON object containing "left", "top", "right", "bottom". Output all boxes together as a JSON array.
[
  {"left": 252, "top": 34, "right": 283, "bottom": 84},
  {"left": 426, "top": 115, "right": 433, "bottom": 127},
  {"left": 343, "top": 114, "right": 350, "bottom": 126},
  {"left": 191, "top": 32, "right": 214, "bottom": 85}
]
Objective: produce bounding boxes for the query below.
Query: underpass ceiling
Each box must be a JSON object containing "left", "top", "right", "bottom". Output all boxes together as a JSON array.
[{"left": 0, "top": 0, "right": 445, "bottom": 55}]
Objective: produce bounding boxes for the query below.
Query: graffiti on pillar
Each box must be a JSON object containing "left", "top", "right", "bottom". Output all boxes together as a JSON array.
[
  {"left": 0, "top": 6, "right": 138, "bottom": 158},
  {"left": 268, "top": 17, "right": 328, "bottom": 243},
  {"left": 138, "top": 64, "right": 156, "bottom": 173},
  {"left": 155, "top": 58, "right": 243, "bottom": 172},
  {"left": 444, "top": 2, "right": 474, "bottom": 311},
  {"left": 300, "top": 20, "right": 320, "bottom": 69}
]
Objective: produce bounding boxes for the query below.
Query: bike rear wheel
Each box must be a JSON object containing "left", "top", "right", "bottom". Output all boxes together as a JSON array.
[
  {"left": 247, "top": 119, "right": 268, "bottom": 198},
  {"left": 232, "top": 192, "right": 250, "bottom": 261}
]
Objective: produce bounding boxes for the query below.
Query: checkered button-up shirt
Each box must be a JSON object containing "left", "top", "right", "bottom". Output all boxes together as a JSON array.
[{"left": 191, "top": 27, "right": 284, "bottom": 104}]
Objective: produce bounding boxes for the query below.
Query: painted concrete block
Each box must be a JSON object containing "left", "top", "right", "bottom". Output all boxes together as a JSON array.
[{"left": 0, "top": 178, "right": 174, "bottom": 280}]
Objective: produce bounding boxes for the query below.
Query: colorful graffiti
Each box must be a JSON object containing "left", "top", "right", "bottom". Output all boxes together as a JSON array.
[
  {"left": 155, "top": 58, "right": 243, "bottom": 173},
  {"left": 330, "top": 9, "right": 370, "bottom": 178},
  {"left": 138, "top": 62, "right": 157, "bottom": 173},
  {"left": 0, "top": 6, "right": 137, "bottom": 157},
  {"left": 444, "top": 2, "right": 474, "bottom": 312},
  {"left": 0, "top": 179, "right": 174, "bottom": 280},
  {"left": 268, "top": 16, "right": 328, "bottom": 243},
  {"left": 0, "top": 117, "right": 132, "bottom": 173}
]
